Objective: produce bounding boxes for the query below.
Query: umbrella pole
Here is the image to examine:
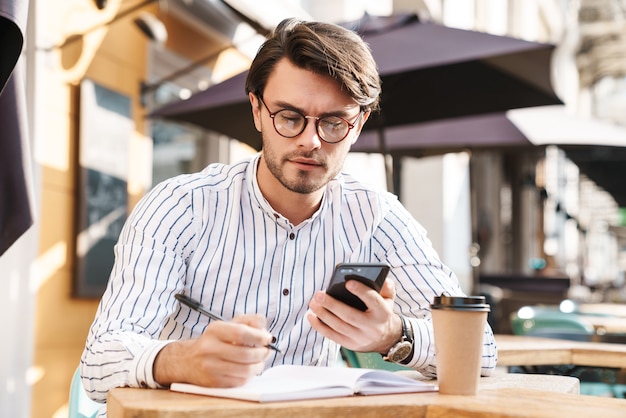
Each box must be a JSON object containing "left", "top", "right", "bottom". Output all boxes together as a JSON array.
[
  {"left": 392, "top": 155, "right": 402, "bottom": 201},
  {"left": 469, "top": 157, "right": 480, "bottom": 295},
  {"left": 377, "top": 127, "right": 394, "bottom": 194}
]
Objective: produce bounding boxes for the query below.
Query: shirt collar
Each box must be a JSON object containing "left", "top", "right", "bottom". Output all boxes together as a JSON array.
[{"left": 245, "top": 153, "right": 337, "bottom": 229}]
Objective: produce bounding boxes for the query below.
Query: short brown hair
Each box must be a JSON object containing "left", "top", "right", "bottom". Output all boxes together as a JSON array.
[{"left": 245, "top": 18, "right": 381, "bottom": 112}]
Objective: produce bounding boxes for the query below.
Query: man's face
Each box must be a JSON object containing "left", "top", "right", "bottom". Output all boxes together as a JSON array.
[{"left": 250, "top": 58, "right": 368, "bottom": 195}]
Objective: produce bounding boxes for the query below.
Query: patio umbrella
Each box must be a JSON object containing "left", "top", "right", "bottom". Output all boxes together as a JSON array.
[
  {"left": 353, "top": 105, "right": 626, "bottom": 206},
  {"left": 149, "top": 13, "right": 562, "bottom": 152}
]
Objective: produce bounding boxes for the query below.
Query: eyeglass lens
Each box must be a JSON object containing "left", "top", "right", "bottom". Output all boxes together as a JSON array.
[{"left": 273, "top": 109, "right": 351, "bottom": 143}]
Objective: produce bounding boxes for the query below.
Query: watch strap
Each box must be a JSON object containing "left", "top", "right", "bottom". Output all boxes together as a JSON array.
[
  {"left": 399, "top": 314, "right": 412, "bottom": 343},
  {"left": 398, "top": 315, "right": 414, "bottom": 364}
]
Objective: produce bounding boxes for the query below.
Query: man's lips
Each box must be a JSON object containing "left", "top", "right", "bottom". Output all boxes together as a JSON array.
[{"left": 289, "top": 157, "right": 323, "bottom": 169}]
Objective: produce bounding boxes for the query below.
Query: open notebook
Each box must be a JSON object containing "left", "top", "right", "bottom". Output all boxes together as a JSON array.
[{"left": 170, "top": 365, "right": 438, "bottom": 402}]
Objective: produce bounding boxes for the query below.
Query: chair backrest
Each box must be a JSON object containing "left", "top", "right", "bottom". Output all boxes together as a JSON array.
[
  {"left": 510, "top": 306, "right": 595, "bottom": 341},
  {"left": 68, "top": 366, "right": 101, "bottom": 418},
  {"left": 340, "top": 347, "right": 412, "bottom": 372}
]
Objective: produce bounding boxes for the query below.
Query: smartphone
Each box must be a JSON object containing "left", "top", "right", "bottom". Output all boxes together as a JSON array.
[{"left": 325, "top": 262, "right": 390, "bottom": 311}]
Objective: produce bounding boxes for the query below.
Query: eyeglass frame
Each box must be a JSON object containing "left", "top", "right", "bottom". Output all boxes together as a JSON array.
[{"left": 256, "top": 94, "right": 364, "bottom": 144}]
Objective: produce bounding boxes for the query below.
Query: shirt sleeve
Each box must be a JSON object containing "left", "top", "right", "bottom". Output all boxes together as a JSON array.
[
  {"left": 376, "top": 199, "right": 498, "bottom": 377},
  {"left": 80, "top": 178, "right": 197, "bottom": 402}
]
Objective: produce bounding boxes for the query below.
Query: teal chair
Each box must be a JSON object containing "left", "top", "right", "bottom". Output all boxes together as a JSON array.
[
  {"left": 340, "top": 347, "right": 411, "bottom": 372},
  {"left": 510, "top": 305, "right": 595, "bottom": 341},
  {"left": 68, "top": 366, "right": 101, "bottom": 418}
]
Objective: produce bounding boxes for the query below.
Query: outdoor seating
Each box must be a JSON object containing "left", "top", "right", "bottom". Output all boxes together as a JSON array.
[
  {"left": 509, "top": 305, "right": 626, "bottom": 398},
  {"left": 510, "top": 305, "right": 595, "bottom": 341}
]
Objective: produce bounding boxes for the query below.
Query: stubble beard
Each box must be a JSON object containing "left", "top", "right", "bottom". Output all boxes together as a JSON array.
[{"left": 262, "top": 142, "right": 341, "bottom": 195}]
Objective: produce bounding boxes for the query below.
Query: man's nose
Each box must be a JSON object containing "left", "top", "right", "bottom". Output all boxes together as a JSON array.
[{"left": 295, "top": 117, "right": 322, "bottom": 149}]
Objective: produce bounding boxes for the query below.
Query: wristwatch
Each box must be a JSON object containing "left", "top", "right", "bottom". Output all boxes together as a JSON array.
[{"left": 383, "top": 315, "right": 414, "bottom": 364}]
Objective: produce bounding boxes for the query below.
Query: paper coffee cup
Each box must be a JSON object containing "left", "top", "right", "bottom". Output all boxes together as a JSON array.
[{"left": 431, "top": 294, "right": 490, "bottom": 395}]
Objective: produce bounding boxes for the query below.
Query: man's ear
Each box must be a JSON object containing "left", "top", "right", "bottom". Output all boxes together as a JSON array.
[
  {"left": 249, "top": 92, "right": 262, "bottom": 132},
  {"left": 351, "top": 111, "right": 371, "bottom": 144},
  {"left": 360, "top": 111, "right": 371, "bottom": 126}
]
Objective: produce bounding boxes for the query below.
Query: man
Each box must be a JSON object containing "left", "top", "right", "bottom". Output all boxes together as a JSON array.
[{"left": 82, "top": 18, "right": 497, "bottom": 407}]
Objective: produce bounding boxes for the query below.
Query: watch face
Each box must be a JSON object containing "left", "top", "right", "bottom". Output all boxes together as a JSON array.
[{"left": 390, "top": 342, "right": 412, "bottom": 362}]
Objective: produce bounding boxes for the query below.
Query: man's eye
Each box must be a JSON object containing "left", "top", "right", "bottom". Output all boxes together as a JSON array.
[
  {"left": 321, "top": 118, "right": 344, "bottom": 129},
  {"left": 278, "top": 110, "right": 301, "bottom": 118}
]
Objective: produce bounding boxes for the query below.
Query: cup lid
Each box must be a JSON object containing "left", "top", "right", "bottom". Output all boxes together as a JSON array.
[{"left": 431, "top": 294, "right": 490, "bottom": 311}]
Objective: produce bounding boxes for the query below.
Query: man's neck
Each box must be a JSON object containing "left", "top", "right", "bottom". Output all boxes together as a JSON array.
[{"left": 269, "top": 191, "right": 323, "bottom": 226}]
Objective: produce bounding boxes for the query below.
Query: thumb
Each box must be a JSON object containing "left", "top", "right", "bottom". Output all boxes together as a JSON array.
[
  {"left": 232, "top": 313, "right": 268, "bottom": 330},
  {"left": 379, "top": 277, "right": 396, "bottom": 300}
]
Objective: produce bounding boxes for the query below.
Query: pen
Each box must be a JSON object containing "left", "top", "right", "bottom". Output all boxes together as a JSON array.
[{"left": 174, "top": 293, "right": 281, "bottom": 352}]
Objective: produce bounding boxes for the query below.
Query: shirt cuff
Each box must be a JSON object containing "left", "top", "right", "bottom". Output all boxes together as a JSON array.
[
  {"left": 401, "top": 317, "right": 436, "bottom": 374},
  {"left": 131, "top": 340, "right": 174, "bottom": 389}
]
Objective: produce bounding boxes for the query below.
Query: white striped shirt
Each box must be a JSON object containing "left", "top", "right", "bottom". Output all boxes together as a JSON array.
[{"left": 81, "top": 154, "right": 497, "bottom": 405}]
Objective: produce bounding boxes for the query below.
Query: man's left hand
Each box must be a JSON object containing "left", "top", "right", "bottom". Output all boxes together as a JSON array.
[{"left": 307, "top": 278, "right": 402, "bottom": 354}]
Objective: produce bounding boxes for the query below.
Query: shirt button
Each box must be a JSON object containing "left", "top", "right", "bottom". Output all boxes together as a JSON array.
[
  {"left": 140, "top": 381, "right": 147, "bottom": 388},
  {"left": 282, "top": 288, "right": 289, "bottom": 296},
  {"left": 289, "top": 232, "right": 295, "bottom": 240},
  {"left": 271, "top": 336, "right": 277, "bottom": 343}
]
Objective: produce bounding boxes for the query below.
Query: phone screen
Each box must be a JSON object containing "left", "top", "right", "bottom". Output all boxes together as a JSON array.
[{"left": 325, "top": 263, "right": 390, "bottom": 311}]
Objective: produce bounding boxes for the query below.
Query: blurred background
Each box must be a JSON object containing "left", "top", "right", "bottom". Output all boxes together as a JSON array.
[{"left": 1, "top": 0, "right": 626, "bottom": 416}]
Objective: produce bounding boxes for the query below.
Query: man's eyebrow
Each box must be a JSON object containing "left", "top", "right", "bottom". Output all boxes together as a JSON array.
[
  {"left": 272, "top": 100, "right": 305, "bottom": 113},
  {"left": 272, "top": 99, "right": 354, "bottom": 118}
]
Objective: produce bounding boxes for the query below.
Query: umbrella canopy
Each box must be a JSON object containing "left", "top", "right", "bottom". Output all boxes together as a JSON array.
[
  {"left": 354, "top": 105, "right": 626, "bottom": 206},
  {"left": 354, "top": 105, "right": 626, "bottom": 154},
  {"left": 149, "top": 13, "right": 562, "bottom": 151},
  {"left": 347, "top": 13, "right": 561, "bottom": 130},
  {"left": 151, "top": 71, "right": 260, "bottom": 147},
  {"left": 353, "top": 111, "right": 529, "bottom": 157}
]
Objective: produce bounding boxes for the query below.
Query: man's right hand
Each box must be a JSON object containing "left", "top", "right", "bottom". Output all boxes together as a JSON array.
[{"left": 153, "top": 314, "right": 273, "bottom": 388}]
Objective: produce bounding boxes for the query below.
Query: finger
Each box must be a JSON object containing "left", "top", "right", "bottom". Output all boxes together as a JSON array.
[
  {"left": 307, "top": 310, "right": 361, "bottom": 349},
  {"left": 232, "top": 313, "right": 268, "bottom": 329},
  {"left": 309, "top": 292, "right": 360, "bottom": 335},
  {"left": 344, "top": 280, "right": 384, "bottom": 311},
  {"left": 209, "top": 319, "right": 273, "bottom": 352},
  {"left": 344, "top": 279, "right": 396, "bottom": 315},
  {"left": 214, "top": 341, "right": 272, "bottom": 365},
  {"left": 195, "top": 352, "right": 268, "bottom": 388},
  {"left": 307, "top": 310, "right": 340, "bottom": 339},
  {"left": 231, "top": 314, "right": 277, "bottom": 351},
  {"left": 379, "top": 277, "right": 396, "bottom": 300}
]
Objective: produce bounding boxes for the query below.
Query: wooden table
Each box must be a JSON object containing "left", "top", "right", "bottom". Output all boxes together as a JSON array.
[
  {"left": 107, "top": 373, "right": 626, "bottom": 418},
  {"left": 581, "top": 314, "right": 626, "bottom": 334},
  {"left": 495, "top": 334, "right": 626, "bottom": 368},
  {"left": 577, "top": 303, "right": 626, "bottom": 318}
]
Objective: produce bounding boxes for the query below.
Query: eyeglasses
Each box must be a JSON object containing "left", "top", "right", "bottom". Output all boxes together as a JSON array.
[{"left": 258, "top": 96, "right": 362, "bottom": 144}]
